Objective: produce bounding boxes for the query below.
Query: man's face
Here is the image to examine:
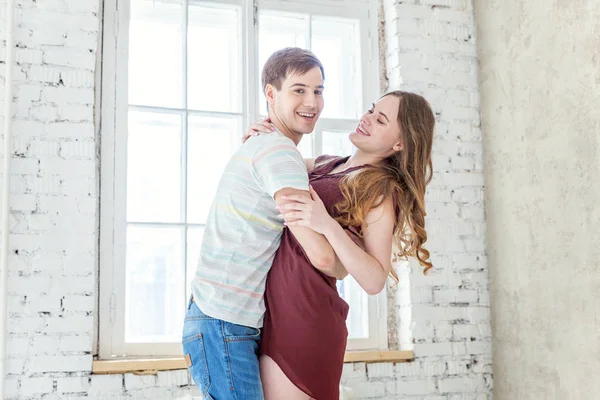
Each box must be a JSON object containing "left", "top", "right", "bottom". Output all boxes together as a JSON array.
[{"left": 266, "top": 66, "right": 324, "bottom": 136}]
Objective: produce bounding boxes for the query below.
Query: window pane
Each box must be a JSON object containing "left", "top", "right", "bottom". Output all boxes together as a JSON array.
[
  {"left": 322, "top": 129, "right": 355, "bottom": 157},
  {"left": 127, "top": 110, "right": 182, "bottom": 223},
  {"left": 129, "top": 0, "right": 183, "bottom": 108},
  {"left": 187, "top": 115, "right": 240, "bottom": 224},
  {"left": 188, "top": 5, "right": 241, "bottom": 112},
  {"left": 125, "top": 225, "right": 185, "bottom": 343},
  {"left": 186, "top": 226, "right": 205, "bottom": 301},
  {"left": 312, "top": 16, "right": 362, "bottom": 119},
  {"left": 258, "top": 11, "right": 309, "bottom": 115},
  {"left": 338, "top": 277, "right": 369, "bottom": 339}
]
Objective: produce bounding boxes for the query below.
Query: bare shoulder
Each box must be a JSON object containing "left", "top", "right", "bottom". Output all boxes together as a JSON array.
[{"left": 365, "top": 196, "right": 396, "bottom": 226}]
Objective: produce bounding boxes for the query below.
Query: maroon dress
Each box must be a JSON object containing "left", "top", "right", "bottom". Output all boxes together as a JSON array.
[{"left": 260, "top": 155, "right": 364, "bottom": 400}]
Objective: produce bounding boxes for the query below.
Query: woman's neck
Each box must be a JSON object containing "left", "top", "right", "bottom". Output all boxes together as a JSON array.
[{"left": 342, "top": 151, "right": 385, "bottom": 169}]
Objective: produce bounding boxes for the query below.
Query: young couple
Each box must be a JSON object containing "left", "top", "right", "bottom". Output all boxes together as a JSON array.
[{"left": 182, "top": 47, "right": 435, "bottom": 400}]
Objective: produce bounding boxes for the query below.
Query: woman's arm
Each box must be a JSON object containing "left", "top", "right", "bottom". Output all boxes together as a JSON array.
[
  {"left": 275, "top": 187, "right": 358, "bottom": 280},
  {"left": 326, "top": 229, "right": 367, "bottom": 280},
  {"left": 280, "top": 187, "right": 394, "bottom": 294},
  {"left": 320, "top": 199, "right": 394, "bottom": 294}
]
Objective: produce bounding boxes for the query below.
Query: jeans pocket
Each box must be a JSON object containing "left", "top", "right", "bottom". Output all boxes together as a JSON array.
[
  {"left": 223, "top": 321, "right": 261, "bottom": 342},
  {"left": 182, "top": 332, "right": 213, "bottom": 399}
]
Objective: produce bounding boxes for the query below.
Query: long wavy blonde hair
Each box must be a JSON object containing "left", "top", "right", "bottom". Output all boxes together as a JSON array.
[{"left": 334, "top": 91, "right": 435, "bottom": 279}]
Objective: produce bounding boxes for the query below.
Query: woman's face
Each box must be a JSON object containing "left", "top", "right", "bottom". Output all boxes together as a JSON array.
[{"left": 349, "top": 95, "right": 403, "bottom": 157}]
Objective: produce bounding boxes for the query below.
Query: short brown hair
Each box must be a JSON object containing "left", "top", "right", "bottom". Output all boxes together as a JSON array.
[{"left": 261, "top": 47, "right": 325, "bottom": 93}]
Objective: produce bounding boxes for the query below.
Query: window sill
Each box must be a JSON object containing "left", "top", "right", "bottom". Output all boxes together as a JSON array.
[{"left": 92, "top": 350, "right": 414, "bottom": 374}]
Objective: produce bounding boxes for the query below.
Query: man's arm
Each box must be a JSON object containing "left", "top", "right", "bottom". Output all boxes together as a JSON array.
[
  {"left": 253, "top": 141, "right": 343, "bottom": 277},
  {"left": 274, "top": 187, "right": 344, "bottom": 277}
]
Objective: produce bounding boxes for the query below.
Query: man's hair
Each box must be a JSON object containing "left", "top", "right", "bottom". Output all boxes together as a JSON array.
[{"left": 261, "top": 47, "right": 325, "bottom": 93}]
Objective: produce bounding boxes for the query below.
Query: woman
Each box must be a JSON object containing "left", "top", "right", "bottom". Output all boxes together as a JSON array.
[{"left": 246, "top": 90, "right": 435, "bottom": 399}]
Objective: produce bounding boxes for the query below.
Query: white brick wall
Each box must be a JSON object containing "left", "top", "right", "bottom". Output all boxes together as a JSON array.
[
  {"left": 1, "top": 0, "right": 197, "bottom": 399},
  {"left": 1, "top": 0, "right": 491, "bottom": 398},
  {"left": 338, "top": 0, "right": 492, "bottom": 398}
]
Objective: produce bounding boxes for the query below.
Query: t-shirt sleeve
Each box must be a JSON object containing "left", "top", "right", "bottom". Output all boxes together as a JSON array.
[{"left": 252, "top": 139, "right": 309, "bottom": 197}]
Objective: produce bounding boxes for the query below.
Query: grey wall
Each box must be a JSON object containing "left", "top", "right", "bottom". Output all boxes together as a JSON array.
[{"left": 475, "top": 1, "right": 600, "bottom": 399}]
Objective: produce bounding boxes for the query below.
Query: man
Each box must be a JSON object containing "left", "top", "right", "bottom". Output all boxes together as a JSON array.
[{"left": 182, "top": 48, "right": 339, "bottom": 399}]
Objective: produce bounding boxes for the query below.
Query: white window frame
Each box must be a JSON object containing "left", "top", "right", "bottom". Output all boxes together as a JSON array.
[{"left": 99, "top": 0, "right": 386, "bottom": 359}]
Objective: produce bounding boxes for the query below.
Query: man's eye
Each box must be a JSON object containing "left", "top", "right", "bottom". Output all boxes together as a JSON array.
[{"left": 295, "top": 89, "right": 304, "bottom": 94}]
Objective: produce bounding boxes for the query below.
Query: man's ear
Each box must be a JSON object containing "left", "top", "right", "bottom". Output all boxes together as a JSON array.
[{"left": 265, "top": 83, "right": 276, "bottom": 107}]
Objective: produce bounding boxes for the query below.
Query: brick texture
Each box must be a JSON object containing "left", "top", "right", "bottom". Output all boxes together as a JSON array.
[{"left": 1, "top": 0, "right": 491, "bottom": 398}]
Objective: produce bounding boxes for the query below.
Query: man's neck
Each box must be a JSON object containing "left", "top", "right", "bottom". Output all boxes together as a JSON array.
[{"left": 268, "top": 112, "right": 302, "bottom": 146}]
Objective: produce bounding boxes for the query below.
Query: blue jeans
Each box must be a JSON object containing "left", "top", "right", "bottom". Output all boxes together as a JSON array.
[{"left": 182, "top": 297, "right": 264, "bottom": 400}]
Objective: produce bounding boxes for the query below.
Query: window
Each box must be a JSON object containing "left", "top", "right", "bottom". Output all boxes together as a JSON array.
[{"left": 99, "top": 0, "right": 384, "bottom": 358}]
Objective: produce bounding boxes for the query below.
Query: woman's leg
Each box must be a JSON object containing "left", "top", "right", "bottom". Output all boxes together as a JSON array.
[{"left": 260, "top": 355, "right": 313, "bottom": 400}]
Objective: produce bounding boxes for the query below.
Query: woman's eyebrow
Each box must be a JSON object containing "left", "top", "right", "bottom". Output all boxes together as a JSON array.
[{"left": 372, "top": 103, "right": 390, "bottom": 122}]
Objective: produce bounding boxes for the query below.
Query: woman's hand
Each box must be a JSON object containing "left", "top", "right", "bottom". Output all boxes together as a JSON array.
[
  {"left": 277, "top": 185, "right": 336, "bottom": 235},
  {"left": 241, "top": 118, "right": 276, "bottom": 143}
]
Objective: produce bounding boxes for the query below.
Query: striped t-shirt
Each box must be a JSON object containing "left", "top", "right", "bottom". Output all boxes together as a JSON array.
[{"left": 191, "top": 132, "right": 309, "bottom": 328}]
